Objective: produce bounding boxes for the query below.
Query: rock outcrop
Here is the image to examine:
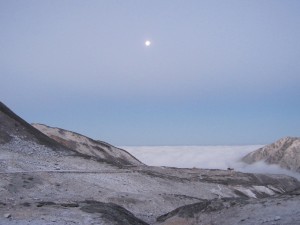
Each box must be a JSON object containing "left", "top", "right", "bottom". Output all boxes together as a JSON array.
[{"left": 242, "top": 137, "right": 300, "bottom": 172}]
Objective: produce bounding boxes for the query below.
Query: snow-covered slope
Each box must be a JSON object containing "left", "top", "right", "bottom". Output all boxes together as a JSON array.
[
  {"left": 32, "top": 123, "right": 143, "bottom": 167},
  {"left": 242, "top": 137, "right": 300, "bottom": 172}
]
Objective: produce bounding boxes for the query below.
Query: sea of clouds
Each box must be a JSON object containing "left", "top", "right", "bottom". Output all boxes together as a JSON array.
[{"left": 122, "top": 145, "right": 300, "bottom": 180}]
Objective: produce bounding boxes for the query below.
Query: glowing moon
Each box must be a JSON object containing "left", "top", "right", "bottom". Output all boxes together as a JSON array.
[{"left": 145, "top": 40, "right": 151, "bottom": 46}]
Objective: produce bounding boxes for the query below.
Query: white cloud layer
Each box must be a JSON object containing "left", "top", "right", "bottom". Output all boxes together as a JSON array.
[{"left": 122, "top": 145, "right": 300, "bottom": 180}]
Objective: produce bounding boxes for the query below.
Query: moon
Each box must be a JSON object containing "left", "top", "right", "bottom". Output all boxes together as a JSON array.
[{"left": 145, "top": 40, "right": 151, "bottom": 47}]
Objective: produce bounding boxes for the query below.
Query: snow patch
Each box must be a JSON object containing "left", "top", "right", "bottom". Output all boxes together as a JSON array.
[
  {"left": 253, "top": 186, "right": 275, "bottom": 195},
  {"left": 234, "top": 186, "right": 257, "bottom": 198}
]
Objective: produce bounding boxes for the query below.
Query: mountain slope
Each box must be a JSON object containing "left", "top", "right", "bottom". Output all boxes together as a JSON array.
[
  {"left": 1, "top": 101, "right": 300, "bottom": 224},
  {"left": 0, "top": 102, "right": 68, "bottom": 151},
  {"left": 0, "top": 101, "right": 142, "bottom": 168},
  {"left": 32, "top": 123, "right": 143, "bottom": 167},
  {"left": 242, "top": 137, "right": 300, "bottom": 172}
]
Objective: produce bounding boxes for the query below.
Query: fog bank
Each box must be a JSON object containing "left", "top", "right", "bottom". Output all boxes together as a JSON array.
[{"left": 122, "top": 145, "right": 300, "bottom": 180}]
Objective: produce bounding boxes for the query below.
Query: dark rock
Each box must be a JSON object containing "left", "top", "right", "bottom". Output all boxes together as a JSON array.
[{"left": 80, "top": 200, "right": 148, "bottom": 225}]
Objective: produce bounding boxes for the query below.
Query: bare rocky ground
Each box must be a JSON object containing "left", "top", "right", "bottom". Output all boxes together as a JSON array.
[
  {"left": 1, "top": 102, "right": 300, "bottom": 224},
  {"left": 155, "top": 188, "right": 300, "bottom": 225}
]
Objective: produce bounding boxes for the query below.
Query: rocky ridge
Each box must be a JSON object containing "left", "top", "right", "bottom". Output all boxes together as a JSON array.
[
  {"left": 32, "top": 123, "right": 143, "bottom": 167},
  {"left": 242, "top": 137, "right": 300, "bottom": 172}
]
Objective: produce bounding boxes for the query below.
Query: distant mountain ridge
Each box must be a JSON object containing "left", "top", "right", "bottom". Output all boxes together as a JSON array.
[{"left": 242, "top": 137, "right": 300, "bottom": 172}]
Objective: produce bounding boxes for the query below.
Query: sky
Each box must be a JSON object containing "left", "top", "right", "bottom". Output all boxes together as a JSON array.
[{"left": 1, "top": 0, "right": 300, "bottom": 145}]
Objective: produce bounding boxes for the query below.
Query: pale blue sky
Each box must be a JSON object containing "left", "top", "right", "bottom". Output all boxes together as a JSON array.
[{"left": 1, "top": 0, "right": 299, "bottom": 145}]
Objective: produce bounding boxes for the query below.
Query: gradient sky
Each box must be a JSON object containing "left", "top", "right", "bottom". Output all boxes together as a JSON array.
[{"left": 1, "top": 0, "right": 300, "bottom": 145}]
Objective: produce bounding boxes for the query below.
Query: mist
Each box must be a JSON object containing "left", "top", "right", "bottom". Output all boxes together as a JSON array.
[{"left": 122, "top": 145, "right": 300, "bottom": 180}]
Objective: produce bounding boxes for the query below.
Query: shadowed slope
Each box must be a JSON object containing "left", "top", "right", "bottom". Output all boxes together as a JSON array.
[{"left": 0, "top": 102, "right": 69, "bottom": 153}]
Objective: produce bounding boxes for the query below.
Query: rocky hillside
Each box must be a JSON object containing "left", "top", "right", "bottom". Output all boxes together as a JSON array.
[
  {"left": 155, "top": 188, "right": 300, "bottom": 225},
  {"left": 242, "top": 137, "right": 300, "bottom": 172},
  {"left": 32, "top": 123, "right": 143, "bottom": 167},
  {"left": 1, "top": 101, "right": 300, "bottom": 224},
  {"left": 0, "top": 102, "right": 68, "bottom": 152}
]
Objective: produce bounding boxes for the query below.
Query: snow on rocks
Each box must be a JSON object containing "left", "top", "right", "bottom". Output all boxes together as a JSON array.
[{"left": 3, "top": 213, "right": 11, "bottom": 218}]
